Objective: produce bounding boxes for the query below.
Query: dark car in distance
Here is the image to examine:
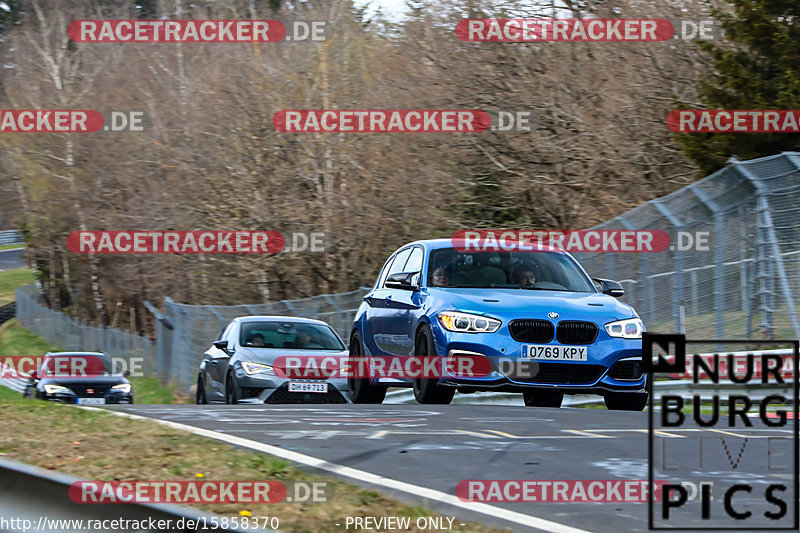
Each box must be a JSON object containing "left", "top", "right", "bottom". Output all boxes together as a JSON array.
[{"left": 23, "top": 352, "right": 134, "bottom": 405}]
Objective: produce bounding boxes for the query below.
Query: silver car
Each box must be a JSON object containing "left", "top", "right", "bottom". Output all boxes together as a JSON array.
[{"left": 196, "top": 316, "right": 349, "bottom": 404}]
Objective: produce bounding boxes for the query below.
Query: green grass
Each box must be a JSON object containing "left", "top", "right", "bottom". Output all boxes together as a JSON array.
[
  {"left": 0, "top": 268, "right": 34, "bottom": 306},
  {"left": 0, "top": 243, "right": 24, "bottom": 252},
  {"left": 0, "top": 318, "right": 60, "bottom": 355},
  {"left": 0, "top": 397, "right": 505, "bottom": 532},
  {"left": 0, "top": 383, "right": 22, "bottom": 402},
  {"left": 130, "top": 376, "right": 182, "bottom": 404}
]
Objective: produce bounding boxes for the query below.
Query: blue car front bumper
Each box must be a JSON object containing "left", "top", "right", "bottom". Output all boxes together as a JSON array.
[{"left": 429, "top": 324, "right": 646, "bottom": 394}]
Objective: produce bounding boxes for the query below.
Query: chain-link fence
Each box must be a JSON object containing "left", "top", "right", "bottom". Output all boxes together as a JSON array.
[
  {"left": 146, "top": 289, "right": 371, "bottom": 390},
  {"left": 14, "top": 284, "right": 157, "bottom": 376},
  {"left": 575, "top": 152, "right": 800, "bottom": 341}
]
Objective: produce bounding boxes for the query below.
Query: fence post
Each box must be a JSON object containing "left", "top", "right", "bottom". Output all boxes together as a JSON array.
[
  {"left": 652, "top": 200, "right": 685, "bottom": 334},
  {"left": 689, "top": 184, "right": 726, "bottom": 339},
  {"left": 733, "top": 162, "right": 800, "bottom": 338},
  {"left": 617, "top": 214, "right": 646, "bottom": 318}
]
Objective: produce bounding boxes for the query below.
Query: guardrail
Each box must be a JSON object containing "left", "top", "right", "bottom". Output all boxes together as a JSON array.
[
  {"left": 0, "top": 301, "right": 16, "bottom": 326},
  {"left": 148, "top": 289, "right": 370, "bottom": 391},
  {"left": 15, "top": 285, "right": 157, "bottom": 377},
  {"left": 0, "top": 457, "right": 271, "bottom": 533},
  {"left": 0, "top": 377, "right": 27, "bottom": 394},
  {"left": 0, "top": 229, "right": 24, "bottom": 246}
]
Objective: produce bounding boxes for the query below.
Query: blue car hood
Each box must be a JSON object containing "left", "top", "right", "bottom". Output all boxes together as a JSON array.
[{"left": 429, "top": 288, "right": 637, "bottom": 321}]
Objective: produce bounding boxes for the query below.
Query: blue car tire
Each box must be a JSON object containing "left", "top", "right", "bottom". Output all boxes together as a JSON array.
[{"left": 412, "top": 325, "right": 455, "bottom": 405}]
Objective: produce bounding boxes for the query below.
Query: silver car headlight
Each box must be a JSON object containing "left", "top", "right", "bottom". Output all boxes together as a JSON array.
[
  {"left": 438, "top": 311, "right": 501, "bottom": 333},
  {"left": 111, "top": 383, "right": 131, "bottom": 393},
  {"left": 241, "top": 361, "right": 276, "bottom": 376},
  {"left": 605, "top": 318, "right": 645, "bottom": 339},
  {"left": 43, "top": 384, "right": 71, "bottom": 394}
]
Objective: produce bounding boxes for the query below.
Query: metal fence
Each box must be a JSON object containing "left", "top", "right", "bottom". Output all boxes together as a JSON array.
[
  {"left": 147, "top": 289, "right": 370, "bottom": 390},
  {"left": 14, "top": 284, "right": 157, "bottom": 376},
  {"left": 0, "top": 229, "right": 24, "bottom": 246},
  {"left": 12, "top": 152, "right": 800, "bottom": 392},
  {"left": 575, "top": 152, "right": 800, "bottom": 340}
]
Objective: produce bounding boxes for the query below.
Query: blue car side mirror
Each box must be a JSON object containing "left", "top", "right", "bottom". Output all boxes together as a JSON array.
[{"left": 385, "top": 272, "right": 420, "bottom": 291}]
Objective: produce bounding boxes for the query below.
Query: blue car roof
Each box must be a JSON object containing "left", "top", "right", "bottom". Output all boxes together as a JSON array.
[{"left": 403, "top": 238, "right": 566, "bottom": 254}]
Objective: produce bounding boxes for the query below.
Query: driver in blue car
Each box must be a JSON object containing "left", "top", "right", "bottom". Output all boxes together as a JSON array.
[{"left": 518, "top": 268, "right": 537, "bottom": 288}]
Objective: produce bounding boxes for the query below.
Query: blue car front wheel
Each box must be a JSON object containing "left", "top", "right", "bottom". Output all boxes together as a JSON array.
[
  {"left": 347, "top": 331, "right": 386, "bottom": 404},
  {"left": 412, "top": 326, "right": 455, "bottom": 405}
]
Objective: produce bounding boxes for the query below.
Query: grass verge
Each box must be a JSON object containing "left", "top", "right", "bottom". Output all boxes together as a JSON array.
[
  {"left": 0, "top": 243, "right": 24, "bottom": 252},
  {"left": 0, "top": 268, "right": 33, "bottom": 306},
  {"left": 0, "top": 318, "right": 60, "bottom": 354},
  {"left": 0, "top": 392, "right": 505, "bottom": 533},
  {"left": 0, "top": 296, "right": 503, "bottom": 531}
]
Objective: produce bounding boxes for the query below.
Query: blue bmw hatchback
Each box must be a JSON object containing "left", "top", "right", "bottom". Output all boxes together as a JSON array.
[{"left": 348, "top": 239, "right": 647, "bottom": 409}]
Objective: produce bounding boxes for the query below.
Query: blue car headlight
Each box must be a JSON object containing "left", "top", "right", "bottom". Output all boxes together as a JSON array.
[
  {"left": 241, "top": 361, "right": 276, "bottom": 376},
  {"left": 438, "top": 311, "right": 501, "bottom": 333},
  {"left": 604, "top": 318, "right": 645, "bottom": 339}
]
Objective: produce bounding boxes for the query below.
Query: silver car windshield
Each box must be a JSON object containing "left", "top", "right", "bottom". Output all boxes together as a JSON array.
[{"left": 239, "top": 322, "right": 345, "bottom": 350}]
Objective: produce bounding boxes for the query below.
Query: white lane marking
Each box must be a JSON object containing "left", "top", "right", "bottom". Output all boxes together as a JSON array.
[
  {"left": 562, "top": 429, "right": 614, "bottom": 438},
  {"left": 80, "top": 406, "right": 591, "bottom": 533}
]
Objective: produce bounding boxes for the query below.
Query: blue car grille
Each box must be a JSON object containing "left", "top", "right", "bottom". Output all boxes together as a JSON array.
[
  {"left": 508, "top": 319, "right": 554, "bottom": 343},
  {"left": 518, "top": 363, "right": 606, "bottom": 385},
  {"left": 556, "top": 321, "right": 599, "bottom": 345},
  {"left": 509, "top": 319, "right": 599, "bottom": 345}
]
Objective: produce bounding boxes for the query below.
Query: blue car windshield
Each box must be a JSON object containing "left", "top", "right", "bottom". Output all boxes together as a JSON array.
[{"left": 427, "top": 248, "right": 596, "bottom": 292}]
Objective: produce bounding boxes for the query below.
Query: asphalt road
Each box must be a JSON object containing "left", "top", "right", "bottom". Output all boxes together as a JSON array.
[
  {"left": 0, "top": 248, "right": 25, "bottom": 271},
  {"left": 108, "top": 403, "right": 798, "bottom": 533}
]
